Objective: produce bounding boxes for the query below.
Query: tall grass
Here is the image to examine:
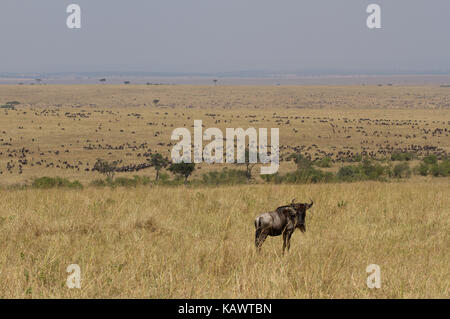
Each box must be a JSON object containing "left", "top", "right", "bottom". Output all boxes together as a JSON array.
[{"left": 0, "top": 180, "right": 448, "bottom": 298}]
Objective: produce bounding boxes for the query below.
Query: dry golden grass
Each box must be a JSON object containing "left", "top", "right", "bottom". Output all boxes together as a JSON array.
[{"left": 0, "top": 180, "right": 448, "bottom": 298}]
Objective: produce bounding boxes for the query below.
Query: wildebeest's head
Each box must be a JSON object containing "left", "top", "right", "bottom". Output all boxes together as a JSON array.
[{"left": 290, "top": 198, "right": 313, "bottom": 232}]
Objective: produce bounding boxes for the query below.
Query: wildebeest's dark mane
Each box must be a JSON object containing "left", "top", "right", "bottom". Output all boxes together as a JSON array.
[
  {"left": 275, "top": 204, "right": 292, "bottom": 212},
  {"left": 276, "top": 203, "right": 307, "bottom": 212}
]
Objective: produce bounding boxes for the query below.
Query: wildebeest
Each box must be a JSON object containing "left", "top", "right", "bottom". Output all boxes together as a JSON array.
[{"left": 254, "top": 199, "right": 313, "bottom": 253}]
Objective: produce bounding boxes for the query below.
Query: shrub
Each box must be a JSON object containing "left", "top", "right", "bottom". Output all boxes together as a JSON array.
[
  {"left": 134, "top": 175, "right": 151, "bottom": 185},
  {"left": 315, "top": 156, "right": 332, "bottom": 168},
  {"left": 392, "top": 162, "right": 411, "bottom": 178},
  {"left": 90, "top": 179, "right": 108, "bottom": 187},
  {"left": 337, "top": 165, "right": 361, "bottom": 182},
  {"left": 361, "top": 159, "right": 386, "bottom": 180},
  {"left": 156, "top": 172, "right": 170, "bottom": 183},
  {"left": 0, "top": 104, "right": 15, "bottom": 110},
  {"left": 429, "top": 164, "right": 440, "bottom": 177},
  {"left": 261, "top": 173, "right": 283, "bottom": 184},
  {"left": 414, "top": 158, "right": 449, "bottom": 177},
  {"left": 262, "top": 167, "right": 334, "bottom": 184},
  {"left": 303, "top": 169, "right": 334, "bottom": 183},
  {"left": 113, "top": 177, "right": 139, "bottom": 187},
  {"left": 353, "top": 154, "right": 363, "bottom": 162},
  {"left": 288, "top": 153, "right": 312, "bottom": 170},
  {"left": 429, "top": 160, "right": 450, "bottom": 177},
  {"left": 201, "top": 169, "right": 247, "bottom": 185},
  {"left": 337, "top": 160, "right": 388, "bottom": 182},
  {"left": 391, "top": 152, "right": 414, "bottom": 161},
  {"left": 416, "top": 163, "right": 429, "bottom": 176},
  {"left": 91, "top": 175, "right": 151, "bottom": 187},
  {"left": 423, "top": 155, "right": 437, "bottom": 165},
  {"left": 32, "top": 177, "right": 83, "bottom": 189},
  {"left": 439, "top": 158, "right": 450, "bottom": 177}
]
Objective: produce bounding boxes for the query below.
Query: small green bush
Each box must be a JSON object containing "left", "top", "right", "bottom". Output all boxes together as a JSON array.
[
  {"left": 361, "top": 159, "right": 386, "bottom": 180},
  {"left": 89, "top": 175, "right": 150, "bottom": 187},
  {"left": 153, "top": 172, "right": 175, "bottom": 185},
  {"left": 288, "top": 154, "right": 313, "bottom": 170},
  {"left": 113, "top": 175, "right": 150, "bottom": 187},
  {"left": 158, "top": 172, "right": 169, "bottom": 181},
  {"left": 439, "top": 158, "right": 450, "bottom": 177},
  {"left": 32, "top": 177, "right": 83, "bottom": 189},
  {"left": 262, "top": 168, "right": 334, "bottom": 184},
  {"left": 315, "top": 156, "right": 332, "bottom": 168},
  {"left": 391, "top": 152, "right": 414, "bottom": 161},
  {"left": 337, "top": 160, "right": 388, "bottom": 182},
  {"left": 416, "top": 163, "right": 429, "bottom": 176},
  {"left": 392, "top": 162, "right": 411, "bottom": 178},
  {"left": 351, "top": 154, "right": 363, "bottom": 162},
  {"left": 90, "top": 179, "right": 108, "bottom": 187},
  {"left": 113, "top": 177, "right": 139, "bottom": 187},
  {"left": 429, "top": 160, "right": 450, "bottom": 177},
  {"left": 261, "top": 173, "right": 282, "bottom": 183},
  {"left": 201, "top": 169, "right": 248, "bottom": 185},
  {"left": 423, "top": 155, "right": 437, "bottom": 165},
  {"left": 337, "top": 165, "right": 361, "bottom": 182},
  {"left": 429, "top": 164, "right": 440, "bottom": 177},
  {"left": 414, "top": 158, "right": 449, "bottom": 177}
]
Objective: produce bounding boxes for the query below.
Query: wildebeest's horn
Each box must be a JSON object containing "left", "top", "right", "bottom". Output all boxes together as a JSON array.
[
  {"left": 291, "top": 198, "right": 296, "bottom": 204},
  {"left": 308, "top": 198, "right": 314, "bottom": 208}
]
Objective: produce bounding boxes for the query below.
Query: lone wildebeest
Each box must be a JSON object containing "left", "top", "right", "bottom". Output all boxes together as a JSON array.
[{"left": 254, "top": 199, "right": 313, "bottom": 253}]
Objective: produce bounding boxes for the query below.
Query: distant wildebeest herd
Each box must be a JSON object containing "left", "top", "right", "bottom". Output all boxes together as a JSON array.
[
  {"left": 0, "top": 84, "right": 449, "bottom": 182},
  {"left": 0, "top": 104, "right": 448, "bottom": 179}
]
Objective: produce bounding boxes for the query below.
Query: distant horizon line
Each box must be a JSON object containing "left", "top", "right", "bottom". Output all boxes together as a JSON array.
[{"left": 2, "top": 69, "right": 450, "bottom": 79}]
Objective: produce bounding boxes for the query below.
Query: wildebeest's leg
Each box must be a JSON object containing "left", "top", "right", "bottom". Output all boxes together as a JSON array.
[
  {"left": 255, "top": 228, "right": 269, "bottom": 250},
  {"left": 282, "top": 229, "right": 294, "bottom": 254},
  {"left": 255, "top": 228, "right": 261, "bottom": 248},
  {"left": 286, "top": 231, "right": 293, "bottom": 251},
  {"left": 282, "top": 231, "right": 287, "bottom": 254}
]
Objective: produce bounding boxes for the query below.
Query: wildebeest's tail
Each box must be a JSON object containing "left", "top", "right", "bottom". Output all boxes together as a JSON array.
[
  {"left": 254, "top": 217, "right": 259, "bottom": 229},
  {"left": 254, "top": 217, "right": 261, "bottom": 247}
]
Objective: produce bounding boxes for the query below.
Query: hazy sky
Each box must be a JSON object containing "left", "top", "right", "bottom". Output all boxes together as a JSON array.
[{"left": 0, "top": 0, "right": 449, "bottom": 74}]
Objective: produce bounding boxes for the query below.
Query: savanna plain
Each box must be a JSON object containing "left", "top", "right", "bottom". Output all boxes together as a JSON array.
[{"left": 0, "top": 85, "right": 448, "bottom": 298}]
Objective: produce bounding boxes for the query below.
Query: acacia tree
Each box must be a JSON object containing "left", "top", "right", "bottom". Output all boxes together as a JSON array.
[
  {"left": 235, "top": 148, "right": 257, "bottom": 181},
  {"left": 93, "top": 158, "right": 118, "bottom": 180},
  {"left": 148, "top": 153, "right": 169, "bottom": 181},
  {"left": 168, "top": 162, "right": 195, "bottom": 184}
]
